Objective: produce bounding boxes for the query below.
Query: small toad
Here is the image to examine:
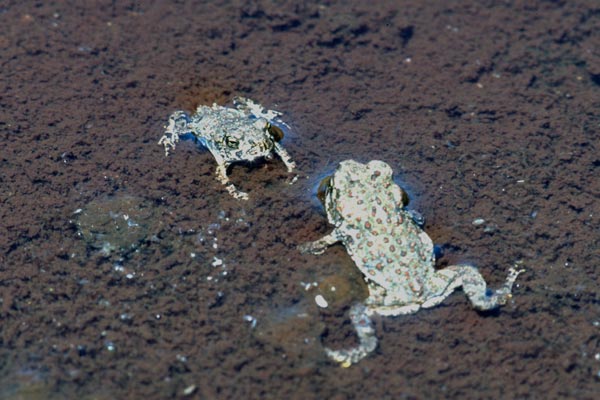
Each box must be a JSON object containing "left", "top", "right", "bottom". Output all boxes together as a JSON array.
[
  {"left": 299, "top": 160, "right": 524, "bottom": 367},
  {"left": 158, "top": 97, "right": 296, "bottom": 200}
]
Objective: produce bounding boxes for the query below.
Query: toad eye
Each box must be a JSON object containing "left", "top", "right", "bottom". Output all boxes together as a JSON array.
[
  {"left": 317, "top": 175, "right": 332, "bottom": 205},
  {"left": 224, "top": 135, "right": 239, "bottom": 149},
  {"left": 265, "top": 123, "right": 284, "bottom": 142}
]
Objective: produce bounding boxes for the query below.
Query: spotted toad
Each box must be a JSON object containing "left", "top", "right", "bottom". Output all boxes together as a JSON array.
[
  {"left": 299, "top": 160, "right": 524, "bottom": 367},
  {"left": 158, "top": 97, "right": 296, "bottom": 200}
]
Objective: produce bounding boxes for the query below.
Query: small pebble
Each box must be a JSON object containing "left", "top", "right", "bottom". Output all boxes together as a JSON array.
[
  {"left": 243, "top": 315, "right": 257, "bottom": 328},
  {"left": 182, "top": 385, "right": 196, "bottom": 396},
  {"left": 315, "top": 295, "right": 328, "bottom": 308},
  {"left": 472, "top": 218, "right": 485, "bottom": 226}
]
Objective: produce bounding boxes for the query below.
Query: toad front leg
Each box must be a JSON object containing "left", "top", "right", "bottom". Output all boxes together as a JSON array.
[
  {"left": 298, "top": 230, "right": 340, "bottom": 255},
  {"left": 214, "top": 160, "right": 249, "bottom": 200},
  {"left": 158, "top": 111, "right": 190, "bottom": 156},
  {"left": 273, "top": 142, "right": 296, "bottom": 172}
]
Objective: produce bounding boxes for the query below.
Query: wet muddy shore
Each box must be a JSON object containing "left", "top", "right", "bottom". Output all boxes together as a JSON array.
[{"left": 1, "top": 1, "right": 599, "bottom": 398}]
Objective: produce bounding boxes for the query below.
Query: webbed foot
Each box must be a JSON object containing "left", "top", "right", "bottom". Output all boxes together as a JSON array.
[
  {"left": 324, "top": 303, "right": 378, "bottom": 367},
  {"left": 496, "top": 262, "right": 526, "bottom": 304},
  {"left": 215, "top": 163, "right": 249, "bottom": 200},
  {"left": 298, "top": 231, "right": 339, "bottom": 255},
  {"left": 158, "top": 111, "right": 190, "bottom": 156},
  {"left": 451, "top": 262, "right": 525, "bottom": 311},
  {"left": 225, "top": 183, "right": 249, "bottom": 200},
  {"left": 297, "top": 241, "right": 326, "bottom": 255},
  {"left": 233, "top": 97, "right": 283, "bottom": 123}
]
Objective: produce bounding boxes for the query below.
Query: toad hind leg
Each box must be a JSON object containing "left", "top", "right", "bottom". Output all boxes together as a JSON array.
[
  {"left": 325, "top": 264, "right": 524, "bottom": 367},
  {"left": 324, "top": 303, "right": 378, "bottom": 368},
  {"left": 365, "top": 282, "right": 422, "bottom": 316},
  {"left": 421, "top": 264, "right": 525, "bottom": 311}
]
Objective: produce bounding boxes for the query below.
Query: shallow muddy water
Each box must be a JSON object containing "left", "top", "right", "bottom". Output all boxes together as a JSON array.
[{"left": 1, "top": 1, "right": 599, "bottom": 398}]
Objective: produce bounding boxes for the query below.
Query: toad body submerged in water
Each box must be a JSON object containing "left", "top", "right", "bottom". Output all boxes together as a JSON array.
[
  {"left": 300, "top": 160, "right": 524, "bottom": 367},
  {"left": 158, "top": 97, "right": 296, "bottom": 200}
]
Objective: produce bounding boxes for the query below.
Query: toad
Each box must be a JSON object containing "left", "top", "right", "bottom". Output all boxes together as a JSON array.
[
  {"left": 158, "top": 97, "right": 296, "bottom": 200},
  {"left": 299, "top": 159, "right": 524, "bottom": 366}
]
